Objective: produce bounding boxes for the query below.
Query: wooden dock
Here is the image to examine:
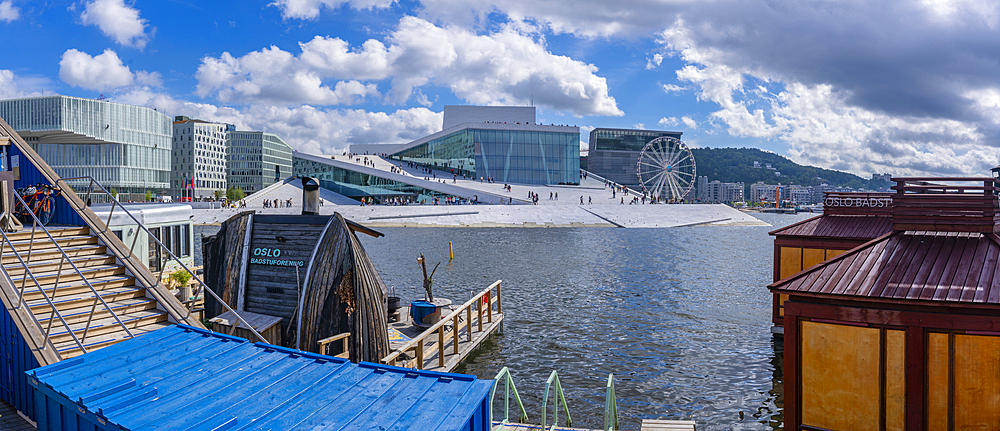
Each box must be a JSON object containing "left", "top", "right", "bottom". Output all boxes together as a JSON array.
[
  {"left": 641, "top": 419, "right": 697, "bottom": 430},
  {"left": 0, "top": 399, "right": 34, "bottom": 431},
  {"left": 382, "top": 280, "right": 503, "bottom": 372}
]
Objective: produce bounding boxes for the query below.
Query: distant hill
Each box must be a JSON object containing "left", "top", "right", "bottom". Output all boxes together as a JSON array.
[{"left": 689, "top": 147, "right": 887, "bottom": 190}]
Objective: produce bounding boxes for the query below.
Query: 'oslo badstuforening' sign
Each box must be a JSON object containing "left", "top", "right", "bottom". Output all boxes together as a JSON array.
[{"left": 249, "top": 247, "right": 305, "bottom": 267}]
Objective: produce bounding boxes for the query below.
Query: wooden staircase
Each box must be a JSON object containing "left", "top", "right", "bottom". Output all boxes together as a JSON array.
[{"left": 1, "top": 226, "right": 172, "bottom": 359}]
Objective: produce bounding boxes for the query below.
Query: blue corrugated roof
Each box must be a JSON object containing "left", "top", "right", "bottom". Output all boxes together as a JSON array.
[{"left": 27, "top": 325, "right": 493, "bottom": 431}]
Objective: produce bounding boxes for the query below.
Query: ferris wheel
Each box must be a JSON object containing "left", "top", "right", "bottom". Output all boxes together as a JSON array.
[{"left": 636, "top": 136, "right": 696, "bottom": 202}]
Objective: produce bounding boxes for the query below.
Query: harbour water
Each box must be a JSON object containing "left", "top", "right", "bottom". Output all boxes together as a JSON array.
[{"left": 195, "top": 212, "right": 811, "bottom": 430}]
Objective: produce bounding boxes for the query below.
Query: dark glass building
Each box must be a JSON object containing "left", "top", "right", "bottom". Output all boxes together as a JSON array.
[{"left": 588, "top": 128, "right": 682, "bottom": 185}]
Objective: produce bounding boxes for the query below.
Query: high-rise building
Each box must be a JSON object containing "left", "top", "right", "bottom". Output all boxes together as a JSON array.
[
  {"left": 172, "top": 116, "right": 232, "bottom": 199},
  {"left": 0, "top": 95, "right": 171, "bottom": 201},
  {"left": 587, "top": 128, "right": 682, "bottom": 186},
  {"left": 226, "top": 131, "right": 293, "bottom": 194}
]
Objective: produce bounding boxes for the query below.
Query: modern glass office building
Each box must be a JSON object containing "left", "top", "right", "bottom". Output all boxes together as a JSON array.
[
  {"left": 587, "top": 128, "right": 682, "bottom": 186},
  {"left": 386, "top": 106, "right": 580, "bottom": 185},
  {"left": 173, "top": 116, "right": 232, "bottom": 199},
  {"left": 226, "top": 131, "right": 293, "bottom": 194},
  {"left": 0, "top": 95, "right": 172, "bottom": 201}
]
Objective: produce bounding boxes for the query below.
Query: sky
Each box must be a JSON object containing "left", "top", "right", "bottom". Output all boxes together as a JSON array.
[{"left": 0, "top": 0, "right": 998, "bottom": 178}]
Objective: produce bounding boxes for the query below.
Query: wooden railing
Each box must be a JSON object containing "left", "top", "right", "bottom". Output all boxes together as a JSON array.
[
  {"left": 382, "top": 280, "right": 502, "bottom": 370},
  {"left": 891, "top": 177, "right": 1000, "bottom": 233}
]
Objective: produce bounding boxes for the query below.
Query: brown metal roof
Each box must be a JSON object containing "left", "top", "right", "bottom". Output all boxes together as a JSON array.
[
  {"left": 769, "top": 214, "right": 893, "bottom": 239},
  {"left": 770, "top": 231, "right": 1000, "bottom": 305}
]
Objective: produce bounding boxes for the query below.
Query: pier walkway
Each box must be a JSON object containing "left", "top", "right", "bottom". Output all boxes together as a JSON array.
[
  {"left": 0, "top": 400, "right": 34, "bottom": 430},
  {"left": 382, "top": 280, "right": 503, "bottom": 373}
]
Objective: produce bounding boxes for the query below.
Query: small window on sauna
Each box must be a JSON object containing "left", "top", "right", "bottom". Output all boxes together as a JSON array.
[
  {"left": 112, "top": 230, "right": 122, "bottom": 241},
  {"left": 172, "top": 224, "right": 182, "bottom": 257},
  {"left": 181, "top": 224, "right": 190, "bottom": 257}
]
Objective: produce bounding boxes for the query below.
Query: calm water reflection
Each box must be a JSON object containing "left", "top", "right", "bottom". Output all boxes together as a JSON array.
[{"left": 196, "top": 212, "right": 810, "bottom": 430}]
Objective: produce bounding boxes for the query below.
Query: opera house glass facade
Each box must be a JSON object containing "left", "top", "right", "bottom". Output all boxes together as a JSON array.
[
  {"left": 394, "top": 128, "right": 580, "bottom": 185},
  {"left": 293, "top": 153, "right": 462, "bottom": 204}
]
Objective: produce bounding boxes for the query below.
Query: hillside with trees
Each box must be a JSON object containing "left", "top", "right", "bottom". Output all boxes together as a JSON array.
[{"left": 690, "top": 147, "right": 887, "bottom": 190}]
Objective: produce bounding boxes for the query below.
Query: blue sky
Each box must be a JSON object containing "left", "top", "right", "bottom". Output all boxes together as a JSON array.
[{"left": 1, "top": 0, "right": 998, "bottom": 178}]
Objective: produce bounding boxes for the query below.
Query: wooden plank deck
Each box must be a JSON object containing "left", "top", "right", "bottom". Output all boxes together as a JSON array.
[
  {"left": 640, "top": 419, "right": 697, "bottom": 430},
  {"left": 388, "top": 303, "right": 503, "bottom": 373},
  {"left": 0, "top": 399, "right": 35, "bottom": 431},
  {"left": 383, "top": 281, "right": 503, "bottom": 373}
]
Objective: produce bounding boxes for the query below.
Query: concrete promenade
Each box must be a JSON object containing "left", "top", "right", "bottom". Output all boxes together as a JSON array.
[
  {"left": 192, "top": 155, "right": 768, "bottom": 228},
  {"left": 194, "top": 203, "right": 765, "bottom": 228}
]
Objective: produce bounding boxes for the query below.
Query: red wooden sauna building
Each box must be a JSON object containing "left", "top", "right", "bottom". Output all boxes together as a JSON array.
[
  {"left": 768, "top": 192, "right": 894, "bottom": 332},
  {"left": 771, "top": 177, "right": 1000, "bottom": 430}
]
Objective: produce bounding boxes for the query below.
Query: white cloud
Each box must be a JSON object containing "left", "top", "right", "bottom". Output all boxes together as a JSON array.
[
  {"left": 270, "top": 0, "right": 396, "bottom": 19},
  {"left": 0, "top": 70, "right": 51, "bottom": 99},
  {"left": 59, "top": 49, "right": 135, "bottom": 90},
  {"left": 80, "top": 0, "right": 150, "bottom": 48},
  {"left": 632, "top": 123, "right": 645, "bottom": 129},
  {"left": 119, "top": 88, "right": 442, "bottom": 156},
  {"left": 661, "top": 84, "right": 686, "bottom": 93},
  {"left": 646, "top": 53, "right": 663, "bottom": 70},
  {"left": 658, "top": 117, "right": 678, "bottom": 127},
  {"left": 196, "top": 17, "right": 622, "bottom": 116},
  {"left": 134, "top": 70, "right": 162, "bottom": 87},
  {"left": 681, "top": 116, "right": 697, "bottom": 130},
  {"left": 0, "top": 1, "right": 20, "bottom": 22}
]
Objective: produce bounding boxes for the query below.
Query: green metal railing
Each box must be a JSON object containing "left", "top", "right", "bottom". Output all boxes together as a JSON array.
[
  {"left": 490, "top": 370, "right": 619, "bottom": 431},
  {"left": 542, "top": 370, "right": 572, "bottom": 430},
  {"left": 605, "top": 374, "right": 619, "bottom": 431},
  {"left": 490, "top": 367, "right": 528, "bottom": 428}
]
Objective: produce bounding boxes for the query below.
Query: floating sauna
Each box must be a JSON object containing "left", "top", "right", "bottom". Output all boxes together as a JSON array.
[
  {"left": 768, "top": 192, "right": 893, "bottom": 330},
  {"left": 771, "top": 177, "right": 1000, "bottom": 430},
  {"left": 202, "top": 212, "right": 390, "bottom": 363}
]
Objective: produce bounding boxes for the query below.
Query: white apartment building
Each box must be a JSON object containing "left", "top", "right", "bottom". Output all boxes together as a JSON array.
[
  {"left": 172, "top": 116, "right": 231, "bottom": 199},
  {"left": 696, "top": 176, "right": 745, "bottom": 203}
]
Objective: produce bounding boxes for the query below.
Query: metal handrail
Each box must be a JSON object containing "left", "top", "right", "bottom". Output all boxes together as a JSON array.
[
  {"left": 0, "top": 188, "right": 138, "bottom": 353},
  {"left": 604, "top": 374, "right": 619, "bottom": 431},
  {"left": 58, "top": 176, "right": 265, "bottom": 343},
  {"left": 489, "top": 367, "right": 528, "bottom": 429},
  {"left": 542, "top": 370, "right": 572, "bottom": 430},
  {"left": 0, "top": 219, "right": 87, "bottom": 353}
]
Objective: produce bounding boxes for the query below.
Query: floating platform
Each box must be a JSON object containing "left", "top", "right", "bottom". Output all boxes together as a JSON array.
[{"left": 382, "top": 281, "right": 504, "bottom": 373}]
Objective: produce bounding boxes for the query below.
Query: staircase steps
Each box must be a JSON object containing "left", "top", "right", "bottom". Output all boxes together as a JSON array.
[
  {"left": 54, "top": 320, "right": 172, "bottom": 359},
  {"left": 7, "top": 264, "right": 127, "bottom": 288},
  {"left": 0, "top": 225, "right": 178, "bottom": 361},
  {"left": 3, "top": 234, "right": 99, "bottom": 253},
  {"left": 1, "top": 226, "right": 90, "bottom": 242},
  {"left": 35, "top": 296, "right": 158, "bottom": 327},
  {"left": 17, "top": 275, "right": 135, "bottom": 303},
  {"left": 3, "top": 254, "right": 117, "bottom": 277},
  {"left": 28, "top": 285, "right": 147, "bottom": 315},
  {"left": 1, "top": 243, "right": 107, "bottom": 265}
]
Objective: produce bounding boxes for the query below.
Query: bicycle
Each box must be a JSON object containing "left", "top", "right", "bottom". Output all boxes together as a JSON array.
[{"left": 14, "top": 183, "right": 60, "bottom": 226}]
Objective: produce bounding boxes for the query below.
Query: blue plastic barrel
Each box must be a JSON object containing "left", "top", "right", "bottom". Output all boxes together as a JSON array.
[{"left": 409, "top": 300, "right": 440, "bottom": 326}]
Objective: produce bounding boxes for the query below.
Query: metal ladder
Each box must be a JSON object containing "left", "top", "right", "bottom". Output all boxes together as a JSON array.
[{"left": 490, "top": 367, "right": 619, "bottom": 431}]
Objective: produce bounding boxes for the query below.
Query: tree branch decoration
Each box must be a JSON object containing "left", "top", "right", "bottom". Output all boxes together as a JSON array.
[{"left": 418, "top": 253, "right": 440, "bottom": 302}]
